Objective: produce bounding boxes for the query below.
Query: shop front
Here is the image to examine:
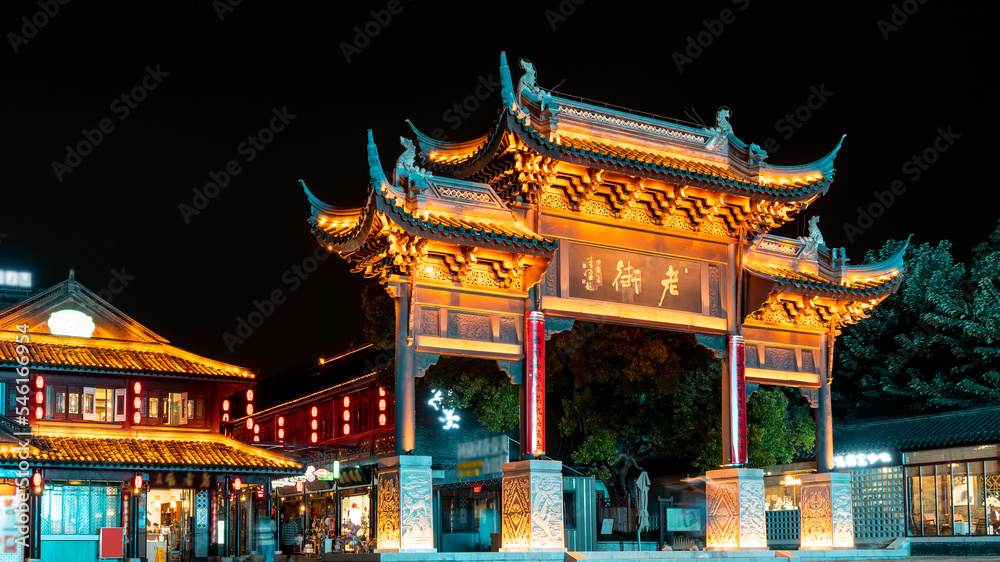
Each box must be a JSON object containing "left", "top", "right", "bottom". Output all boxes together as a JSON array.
[{"left": 433, "top": 479, "right": 502, "bottom": 552}]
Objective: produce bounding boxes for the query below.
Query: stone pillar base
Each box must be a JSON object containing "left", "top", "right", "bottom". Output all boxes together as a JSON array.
[
  {"left": 374, "top": 455, "right": 436, "bottom": 553},
  {"left": 705, "top": 468, "right": 767, "bottom": 550},
  {"left": 499, "top": 459, "right": 566, "bottom": 552},
  {"left": 799, "top": 472, "right": 854, "bottom": 549}
]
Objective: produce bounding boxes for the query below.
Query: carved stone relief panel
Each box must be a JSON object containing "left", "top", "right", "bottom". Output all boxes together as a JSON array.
[
  {"left": 706, "top": 481, "right": 739, "bottom": 548},
  {"left": 400, "top": 470, "right": 434, "bottom": 549},
  {"left": 764, "top": 347, "right": 796, "bottom": 371},
  {"left": 377, "top": 471, "right": 401, "bottom": 549},
  {"left": 738, "top": 480, "right": 766, "bottom": 548},
  {"left": 744, "top": 344, "right": 759, "bottom": 368},
  {"left": 801, "top": 349, "right": 816, "bottom": 373},
  {"left": 530, "top": 473, "right": 565, "bottom": 549},
  {"left": 420, "top": 308, "right": 439, "bottom": 336},
  {"left": 502, "top": 475, "right": 531, "bottom": 549},
  {"left": 447, "top": 312, "right": 492, "bottom": 341},
  {"left": 831, "top": 481, "right": 854, "bottom": 548},
  {"left": 500, "top": 316, "right": 518, "bottom": 343},
  {"left": 708, "top": 264, "right": 722, "bottom": 318},
  {"left": 800, "top": 485, "right": 832, "bottom": 547}
]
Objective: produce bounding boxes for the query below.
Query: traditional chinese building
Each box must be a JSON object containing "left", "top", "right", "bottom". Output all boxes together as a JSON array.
[
  {"left": 0, "top": 271, "right": 301, "bottom": 562},
  {"left": 302, "top": 53, "right": 906, "bottom": 553}
]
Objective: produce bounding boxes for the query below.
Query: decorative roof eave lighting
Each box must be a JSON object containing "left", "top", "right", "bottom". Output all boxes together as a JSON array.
[{"left": 47, "top": 309, "right": 96, "bottom": 338}]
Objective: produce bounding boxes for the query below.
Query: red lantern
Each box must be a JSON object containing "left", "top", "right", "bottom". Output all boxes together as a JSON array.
[
  {"left": 133, "top": 412, "right": 141, "bottom": 424},
  {"left": 34, "top": 407, "right": 42, "bottom": 419},
  {"left": 277, "top": 428, "right": 285, "bottom": 440},
  {"left": 254, "top": 424, "right": 260, "bottom": 434},
  {"left": 378, "top": 387, "right": 386, "bottom": 397},
  {"left": 342, "top": 410, "right": 350, "bottom": 422},
  {"left": 233, "top": 478, "right": 242, "bottom": 491},
  {"left": 256, "top": 487, "right": 264, "bottom": 498},
  {"left": 34, "top": 376, "right": 44, "bottom": 389},
  {"left": 310, "top": 419, "right": 318, "bottom": 431},
  {"left": 378, "top": 414, "right": 386, "bottom": 426},
  {"left": 35, "top": 391, "right": 43, "bottom": 404},
  {"left": 246, "top": 389, "right": 254, "bottom": 402},
  {"left": 246, "top": 417, "right": 253, "bottom": 430},
  {"left": 378, "top": 399, "right": 386, "bottom": 412},
  {"left": 32, "top": 472, "right": 42, "bottom": 487},
  {"left": 222, "top": 413, "right": 229, "bottom": 422},
  {"left": 342, "top": 396, "right": 350, "bottom": 408},
  {"left": 133, "top": 381, "right": 141, "bottom": 394},
  {"left": 133, "top": 397, "right": 142, "bottom": 409},
  {"left": 277, "top": 416, "right": 285, "bottom": 427},
  {"left": 310, "top": 432, "right": 318, "bottom": 443},
  {"left": 246, "top": 403, "right": 254, "bottom": 416},
  {"left": 295, "top": 481, "right": 303, "bottom": 493},
  {"left": 134, "top": 474, "right": 143, "bottom": 490},
  {"left": 310, "top": 406, "right": 318, "bottom": 417},
  {"left": 253, "top": 435, "right": 260, "bottom": 442},
  {"left": 222, "top": 399, "right": 230, "bottom": 412},
  {"left": 342, "top": 423, "right": 350, "bottom": 435}
]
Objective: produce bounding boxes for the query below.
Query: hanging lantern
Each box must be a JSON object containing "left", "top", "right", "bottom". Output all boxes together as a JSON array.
[
  {"left": 133, "top": 412, "right": 141, "bottom": 424},
  {"left": 310, "top": 406, "right": 318, "bottom": 417},
  {"left": 342, "top": 396, "right": 350, "bottom": 408},
  {"left": 232, "top": 478, "right": 242, "bottom": 491},
  {"left": 35, "top": 376, "right": 44, "bottom": 389},
  {"left": 378, "top": 387, "right": 385, "bottom": 397},
  {"left": 222, "top": 399, "right": 230, "bottom": 412},
  {"left": 246, "top": 389, "right": 254, "bottom": 402},
  {"left": 256, "top": 487, "right": 264, "bottom": 499},
  {"left": 134, "top": 474, "right": 143, "bottom": 491},
  {"left": 246, "top": 417, "right": 254, "bottom": 430},
  {"left": 246, "top": 403, "right": 254, "bottom": 416},
  {"left": 133, "top": 381, "right": 142, "bottom": 394},
  {"left": 295, "top": 481, "right": 303, "bottom": 493},
  {"left": 277, "top": 416, "right": 285, "bottom": 427},
  {"left": 277, "top": 428, "right": 284, "bottom": 440}
]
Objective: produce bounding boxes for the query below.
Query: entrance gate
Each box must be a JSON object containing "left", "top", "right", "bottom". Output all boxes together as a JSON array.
[{"left": 303, "top": 53, "right": 905, "bottom": 552}]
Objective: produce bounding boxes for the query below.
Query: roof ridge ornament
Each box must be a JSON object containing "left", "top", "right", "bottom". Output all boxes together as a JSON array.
[
  {"left": 395, "top": 136, "right": 429, "bottom": 185},
  {"left": 517, "top": 59, "right": 545, "bottom": 105},
  {"left": 500, "top": 52, "right": 515, "bottom": 110},
  {"left": 798, "top": 216, "right": 827, "bottom": 261},
  {"left": 705, "top": 107, "right": 732, "bottom": 152}
]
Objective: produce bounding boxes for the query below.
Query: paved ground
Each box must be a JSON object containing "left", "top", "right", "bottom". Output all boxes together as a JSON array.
[{"left": 876, "top": 558, "right": 1000, "bottom": 561}]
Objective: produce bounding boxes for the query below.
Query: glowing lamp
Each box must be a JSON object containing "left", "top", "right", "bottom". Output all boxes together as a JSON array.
[
  {"left": 254, "top": 424, "right": 260, "bottom": 434},
  {"left": 342, "top": 396, "right": 350, "bottom": 408},
  {"left": 277, "top": 416, "right": 284, "bottom": 427},
  {"left": 256, "top": 487, "right": 264, "bottom": 498},
  {"left": 295, "top": 481, "right": 303, "bottom": 493},
  {"left": 378, "top": 399, "right": 386, "bottom": 411},
  {"left": 246, "top": 403, "right": 254, "bottom": 416},
  {"left": 35, "top": 376, "right": 44, "bottom": 389},
  {"left": 473, "top": 486, "right": 482, "bottom": 493},
  {"left": 246, "top": 389, "right": 254, "bottom": 402},
  {"left": 222, "top": 399, "right": 230, "bottom": 412},
  {"left": 310, "top": 419, "right": 318, "bottom": 431},
  {"left": 32, "top": 472, "right": 42, "bottom": 487},
  {"left": 379, "top": 387, "right": 386, "bottom": 397},
  {"left": 379, "top": 414, "right": 386, "bottom": 426},
  {"left": 133, "top": 412, "right": 141, "bottom": 424},
  {"left": 342, "top": 410, "right": 350, "bottom": 422},
  {"left": 246, "top": 417, "right": 254, "bottom": 430},
  {"left": 133, "top": 381, "right": 141, "bottom": 394},
  {"left": 277, "top": 428, "right": 284, "bottom": 440},
  {"left": 310, "top": 432, "right": 318, "bottom": 443},
  {"left": 35, "top": 391, "right": 43, "bottom": 404},
  {"left": 342, "top": 423, "right": 350, "bottom": 435},
  {"left": 134, "top": 475, "right": 143, "bottom": 491},
  {"left": 222, "top": 413, "right": 229, "bottom": 422},
  {"left": 35, "top": 407, "right": 42, "bottom": 419},
  {"left": 253, "top": 435, "right": 260, "bottom": 442},
  {"left": 233, "top": 478, "right": 242, "bottom": 491},
  {"left": 133, "top": 397, "right": 142, "bottom": 409}
]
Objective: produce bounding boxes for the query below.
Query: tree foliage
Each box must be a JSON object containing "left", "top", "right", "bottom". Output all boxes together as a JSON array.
[{"left": 834, "top": 223, "right": 1000, "bottom": 417}]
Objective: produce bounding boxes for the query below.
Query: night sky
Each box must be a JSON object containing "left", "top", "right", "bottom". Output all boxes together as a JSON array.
[{"left": 2, "top": 1, "right": 991, "bottom": 377}]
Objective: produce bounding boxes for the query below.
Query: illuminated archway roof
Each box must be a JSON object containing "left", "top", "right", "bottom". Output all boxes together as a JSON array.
[{"left": 405, "top": 52, "right": 843, "bottom": 205}]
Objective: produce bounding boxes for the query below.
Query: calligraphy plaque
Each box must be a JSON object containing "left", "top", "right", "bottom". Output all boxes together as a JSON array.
[{"left": 567, "top": 243, "right": 702, "bottom": 313}]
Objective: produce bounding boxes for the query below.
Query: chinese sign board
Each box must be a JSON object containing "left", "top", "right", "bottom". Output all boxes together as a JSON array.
[
  {"left": 148, "top": 471, "right": 213, "bottom": 490},
  {"left": 568, "top": 243, "right": 702, "bottom": 314},
  {"left": 457, "top": 435, "right": 510, "bottom": 478}
]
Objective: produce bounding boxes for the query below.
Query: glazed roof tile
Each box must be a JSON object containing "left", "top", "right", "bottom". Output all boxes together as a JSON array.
[
  {"left": 834, "top": 406, "right": 1000, "bottom": 454},
  {"left": 0, "top": 434, "right": 301, "bottom": 471},
  {"left": 743, "top": 263, "right": 899, "bottom": 298},
  {"left": 0, "top": 340, "right": 254, "bottom": 379}
]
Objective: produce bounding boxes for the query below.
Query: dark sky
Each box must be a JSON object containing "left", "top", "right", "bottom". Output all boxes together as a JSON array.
[{"left": 2, "top": 1, "right": 992, "bottom": 377}]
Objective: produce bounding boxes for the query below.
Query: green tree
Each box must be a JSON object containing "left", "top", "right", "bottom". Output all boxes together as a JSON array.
[{"left": 692, "top": 387, "right": 815, "bottom": 472}]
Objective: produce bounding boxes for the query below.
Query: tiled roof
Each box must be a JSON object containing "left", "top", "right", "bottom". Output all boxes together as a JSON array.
[
  {"left": 0, "top": 434, "right": 301, "bottom": 472},
  {"left": 834, "top": 406, "right": 1000, "bottom": 454},
  {"left": 0, "top": 340, "right": 254, "bottom": 379},
  {"left": 743, "top": 263, "right": 900, "bottom": 298}
]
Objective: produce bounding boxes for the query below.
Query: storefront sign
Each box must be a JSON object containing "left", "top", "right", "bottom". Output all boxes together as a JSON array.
[
  {"left": 457, "top": 437, "right": 510, "bottom": 478},
  {"left": 568, "top": 243, "right": 702, "bottom": 313},
  {"left": 148, "top": 471, "right": 213, "bottom": 490},
  {"left": 338, "top": 466, "right": 367, "bottom": 487}
]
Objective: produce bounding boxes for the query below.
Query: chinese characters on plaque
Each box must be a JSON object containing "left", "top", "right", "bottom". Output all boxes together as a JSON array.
[{"left": 569, "top": 243, "right": 702, "bottom": 313}]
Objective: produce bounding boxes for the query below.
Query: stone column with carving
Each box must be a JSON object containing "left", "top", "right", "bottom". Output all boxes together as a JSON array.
[
  {"left": 705, "top": 468, "right": 767, "bottom": 550},
  {"left": 500, "top": 459, "right": 566, "bottom": 552},
  {"left": 375, "top": 455, "right": 436, "bottom": 553},
  {"left": 799, "top": 472, "right": 854, "bottom": 549}
]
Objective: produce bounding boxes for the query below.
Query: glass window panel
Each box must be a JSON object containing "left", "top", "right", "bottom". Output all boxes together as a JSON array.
[
  {"left": 906, "top": 445, "right": 1000, "bottom": 465},
  {"left": 68, "top": 392, "right": 79, "bottom": 414},
  {"left": 168, "top": 393, "right": 184, "bottom": 425},
  {"left": 196, "top": 399, "right": 206, "bottom": 420},
  {"left": 188, "top": 399, "right": 194, "bottom": 421},
  {"left": 149, "top": 397, "right": 159, "bottom": 419},
  {"left": 55, "top": 390, "right": 66, "bottom": 414},
  {"left": 45, "top": 386, "right": 53, "bottom": 419}
]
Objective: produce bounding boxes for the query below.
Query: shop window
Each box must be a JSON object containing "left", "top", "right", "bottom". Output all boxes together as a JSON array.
[
  {"left": 195, "top": 399, "right": 206, "bottom": 420},
  {"left": 45, "top": 386, "right": 53, "bottom": 419},
  {"left": 149, "top": 395, "right": 159, "bottom": 420},
  {"left": 166, "top": 392, "right": 188, "bottom": 425},
  {"left": 83, "top": 388, "right": 119, "bottom": 422},
  {"left": 40, "top": 482, "right": 121, "bottom": 535},
  {"left": 68, "top": 388, "right": 80, "bottom": 416}
]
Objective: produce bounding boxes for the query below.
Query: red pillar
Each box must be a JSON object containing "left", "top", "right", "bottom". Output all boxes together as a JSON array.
[{"left": 521, "top": 311, "right": 545, "bottom": 459}]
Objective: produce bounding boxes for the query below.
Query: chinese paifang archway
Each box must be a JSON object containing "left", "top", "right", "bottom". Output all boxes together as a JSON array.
[{"left": 303, "top": 53, "right": 905, "bottom": 553}]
